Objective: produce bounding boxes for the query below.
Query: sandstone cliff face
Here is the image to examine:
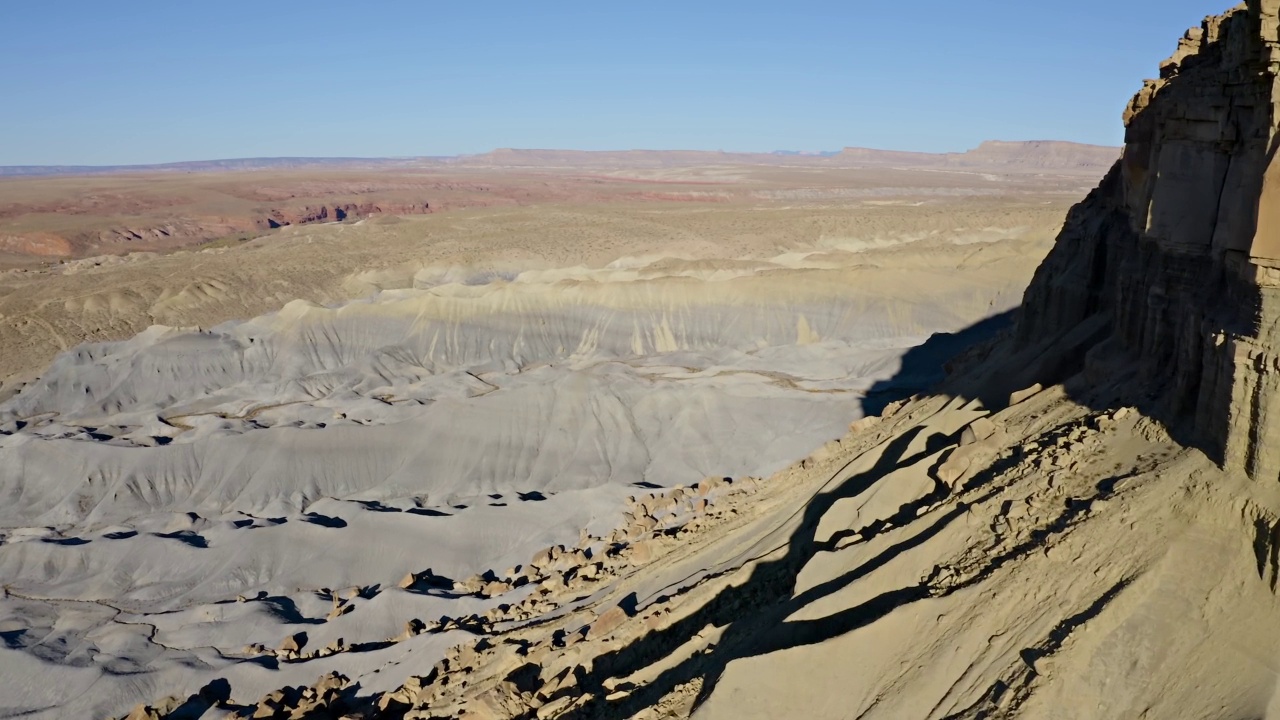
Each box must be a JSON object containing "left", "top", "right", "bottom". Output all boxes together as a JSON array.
[{"left": 1016, "top": 0, "right": 1280, "bottom": 478}]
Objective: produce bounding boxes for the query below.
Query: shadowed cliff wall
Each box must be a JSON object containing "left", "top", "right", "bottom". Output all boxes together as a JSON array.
[{"left": 1015, "top": 0, "right": 1280, "bottom": 478}]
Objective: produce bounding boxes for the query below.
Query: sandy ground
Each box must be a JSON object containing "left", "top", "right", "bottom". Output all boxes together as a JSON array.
[{"left": 0, "top": 164, "right": 1088, "bottom": 718}]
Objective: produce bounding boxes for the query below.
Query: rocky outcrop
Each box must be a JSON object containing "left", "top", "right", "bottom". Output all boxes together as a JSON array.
[
  {"left": 64, "top": 202, "right": 432, "bottom": 250},
  {"left": 1015, "top": 0, "right": 1280, "bottom": 478},
  {"left": 257, "top": 202, "right": 430, "bottom": 229}
]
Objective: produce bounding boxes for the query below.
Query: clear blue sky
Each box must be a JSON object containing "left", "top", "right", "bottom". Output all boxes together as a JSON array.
[{"left": 1, "top": 0, "right": 1226, "bottom": 165}]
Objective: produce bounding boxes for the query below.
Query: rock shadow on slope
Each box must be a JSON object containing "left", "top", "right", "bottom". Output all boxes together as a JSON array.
[{"left": 550, "top": 295, "right": 1161, "bottom": 718}]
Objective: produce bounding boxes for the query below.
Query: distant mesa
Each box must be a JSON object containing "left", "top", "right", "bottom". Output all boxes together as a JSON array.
[
  {"left": 0, "top": 140, "right": 1118, "bottom": 177},
  {"left": 833, "top": 140, "right": 1121, "bottom": 171},
  {"left": 449, "top": 141, "right": 1119, "bottom": 173},
  {"left": 0, "top": 156, "right": 429, "bottom": 177}
]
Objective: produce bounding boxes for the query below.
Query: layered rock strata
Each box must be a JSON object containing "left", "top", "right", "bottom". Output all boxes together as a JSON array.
[{"left": 1016, "top": 0, "right": 1280, "bottom": 479}]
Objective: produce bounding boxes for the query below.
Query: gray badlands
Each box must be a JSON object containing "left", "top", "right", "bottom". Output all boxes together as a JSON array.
[
  {"left": 0, "top": 181, "right": 1052, "bottom": 718},
  {"left": 7, "top": 3, "right": 1280, "bottom": 718}
]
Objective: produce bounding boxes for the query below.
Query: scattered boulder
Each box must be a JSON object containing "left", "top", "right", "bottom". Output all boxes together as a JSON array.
[
  {"left": 541, "top": 574, "right": 566, "bottom": 593},
  {"left": 455, "top": 575, "right": 487, "bottom": 595},
  {"left": 537, "top": 696, "right": 573, "bottom": 719},
  {"left": 936, "top": 453, "right": 972, "bottom": 488},
  {"left": 960, "top": 417, "right": 998, "bottom": 445},
  {"left": 630, "top": 514, "right": 658, "bottom": 536},
  {"left": 850, "top": 415, "right": 881, "bottom": 433},
  {"left": 1009, "top": 383, "right": 1043, "bottom": 406},
  {"left": 696, "top": 477, "right": 723, "bottom": 496},
  {"left": 279, "top": 632, "right": 307, "bottom": 655},
  {"left": 628, "top": 540, "right": 655, "bottom": 567},
  {"left": 468, "top": 686, "right": 519, "bottom": 720},
  {"left": 577, "top": 562, "right": 603, "bottom": 581},
  {"left": 587, "top": 605, "right": 629, "bottom": 639}
]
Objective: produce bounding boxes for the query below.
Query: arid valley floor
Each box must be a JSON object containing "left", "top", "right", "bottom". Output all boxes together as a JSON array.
[{"left": 0, "top": 145, "right": 1117, "bottom": 718}]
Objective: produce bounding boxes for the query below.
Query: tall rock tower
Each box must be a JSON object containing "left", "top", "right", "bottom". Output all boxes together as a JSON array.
[{"left": 1015, "top": 1, "right": 1280, "bottom": 478}]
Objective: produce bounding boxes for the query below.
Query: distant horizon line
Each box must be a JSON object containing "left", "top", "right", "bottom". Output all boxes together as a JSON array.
[{"left": 0, "top": 138, "right": 1121, "bottom": 172}]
